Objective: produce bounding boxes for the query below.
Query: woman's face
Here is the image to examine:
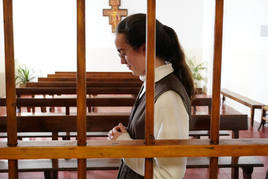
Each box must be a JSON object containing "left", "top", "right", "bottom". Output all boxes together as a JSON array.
[{"left": 115, "top": 33, "right": 145, "bottom": 76}]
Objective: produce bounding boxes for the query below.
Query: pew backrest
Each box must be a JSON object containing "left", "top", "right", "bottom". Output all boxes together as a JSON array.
[{"left": 221, "top": 88, "right": 263, "bottom": 127}]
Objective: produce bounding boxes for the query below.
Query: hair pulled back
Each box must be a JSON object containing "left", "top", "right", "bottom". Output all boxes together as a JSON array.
[{"left": 116, "top": 13, "right": 194, "bottom": 98}]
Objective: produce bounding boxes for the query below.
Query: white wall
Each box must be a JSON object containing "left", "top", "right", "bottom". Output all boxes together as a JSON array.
[
  {"left": 156, "top": 0, "right": 207, "bottom": 75},
  {"left": 0, "top": 0, "right": 207, "bottom": 97},
  {"left": 9, "top": 0, "right": 205, "bottom": 75},
  {"left": 221, "top": 0, "right": 268, "bottom": 122}
]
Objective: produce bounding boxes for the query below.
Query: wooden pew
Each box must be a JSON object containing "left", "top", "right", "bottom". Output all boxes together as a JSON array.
[
  {"left": 0, "top": 92, "right": 259, "bottom": 179},
  {"left": 0, "top": 105, "right": 260, "bottom": 179},
  {"left": 0, "top": 110, "right": 246, "bottom": 137},
  {"left": 38, "top": 77, "right": 140, "bottom": 81},
  {"left": 54, "top": 71, "right": 136, "bottom": 77},
  {"left": 17, "top": 85, "right": 140, "bottom": 113},
  {"left": 29, "top": 72, "right": 142, "bottom": 88},
  {"left": 191, "top": 94, "right": 211, "bottom": 114},
  {"left": 0, "top": 97, "right": 135, "bottom": 108},
  {"left": 221, "top": 88, "right": 264, "bottom": 127},
  {"left": 26, "top": 81, "right": 142, "bottom": 88},
  {"left": 45, "top": 71, "right": 140, "bottom": 81},
  {"left": 16, "top": 87, "right": 211, "bottom": 113},
  {"left": 0, "top": 94, "right": 226, "bottom": 140},
  {"left": 0, "top": 157, "right": 263, "bottom": 179},
  {"left": 0, "top": 131, "right": 229, "bottom": 140},
  {"left": 16, "top": 87, "right": 140, "bottom": 96},
  {"left": 0, "top": 95, "right": 246, "bottom": 178},
  {"left": 3, "top": 94, "right": 226, "bottom": 137}
]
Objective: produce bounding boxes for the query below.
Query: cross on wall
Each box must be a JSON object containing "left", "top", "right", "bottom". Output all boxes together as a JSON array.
[{"left": 103, "top": 0, "right": 128, "bottom": 33}]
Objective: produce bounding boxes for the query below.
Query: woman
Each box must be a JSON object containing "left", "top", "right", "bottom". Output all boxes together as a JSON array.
[{"left": 108, "top": 13, "right": 194, "bottom": 179}]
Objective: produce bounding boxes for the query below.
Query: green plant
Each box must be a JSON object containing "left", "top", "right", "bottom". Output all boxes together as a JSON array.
[
  {"left": 186, "top": 57, "right": 207, "bottom": 85},
  {"left": 15, "top": 65, "right": 35, "bottom": 86}
]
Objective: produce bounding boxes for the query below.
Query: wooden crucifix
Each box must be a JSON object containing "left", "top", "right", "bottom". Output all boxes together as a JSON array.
[{"left": 103, "top": 0, "right": 128, "bottom": 33}]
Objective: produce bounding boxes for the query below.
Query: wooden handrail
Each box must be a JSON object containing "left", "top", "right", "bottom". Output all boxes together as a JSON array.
[{"left": 0, "top": 139, "right": 267, "bottom": 159}]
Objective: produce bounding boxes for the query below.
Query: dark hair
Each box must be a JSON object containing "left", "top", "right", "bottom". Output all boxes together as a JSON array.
[{"left": 116, "top": 13, "right": 194, "bottom": 98}]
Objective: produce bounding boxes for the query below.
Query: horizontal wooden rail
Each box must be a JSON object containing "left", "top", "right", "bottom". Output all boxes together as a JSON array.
[
  {"left": 0, "top": 131, "right": 229, "bottom": 139},
  {"left": 39, "top": 77, "right": 140, "bottom": 81},
  {"left": 1, "top": 96, "right": 211, "bottom": 109},
  {"left": 0, "top": 97, "right": 135, "bottom": 107},
  {"left": 26, "top": 81, "right": 142, "bottom": 87},
  {"left": 54, "top": 71, "right": 135, "bottom": 76},
  {"left": 0, "top": 114, "right": 247, "bottom": 132},
  {"left": 16, "top": 87, "right": 140, "bottom": 95},
  {"left": 0, "top": 139, "right": 267, "bottom": 159},
  {"left": 0, "top": 114, "right": 129, "bottom": 132}
]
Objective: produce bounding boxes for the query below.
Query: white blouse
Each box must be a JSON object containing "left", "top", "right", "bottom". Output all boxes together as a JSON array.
[{"left": 117, "top": 63, "right": 189, "bottom": 179}]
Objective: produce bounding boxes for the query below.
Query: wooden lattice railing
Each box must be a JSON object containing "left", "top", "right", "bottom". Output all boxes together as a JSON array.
[{"left": 2, "top": 0, "right": 268, "bottom": 179}]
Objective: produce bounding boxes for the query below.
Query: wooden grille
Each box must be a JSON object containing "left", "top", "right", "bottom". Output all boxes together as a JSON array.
[{"left": 2, "top": 0, "right": 268, "bottom": 179}]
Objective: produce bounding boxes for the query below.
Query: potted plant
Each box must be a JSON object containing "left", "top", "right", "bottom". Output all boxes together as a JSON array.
[
  {"left": 15, "top": 64, "right": 35, "bottom": 87},
  {"left": 187, "top": 57, "right": 207, "bottom": 94}
]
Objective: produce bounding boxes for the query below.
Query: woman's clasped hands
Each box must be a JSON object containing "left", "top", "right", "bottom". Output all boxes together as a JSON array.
[{"left": 107, "top": 123, "right": 127, "bottom": 141}]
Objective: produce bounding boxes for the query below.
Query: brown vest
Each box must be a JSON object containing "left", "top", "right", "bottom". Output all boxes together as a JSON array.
[
  {"left": 127, "top": 73, "right": 191, "bottom": 139},
  {"left": 117, "top": 73, "right": 191, "bottom": 179}
]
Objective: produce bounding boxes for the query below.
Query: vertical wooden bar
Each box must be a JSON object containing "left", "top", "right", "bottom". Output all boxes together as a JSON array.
[
  {"left": 250, "top": 107, "right": 254, "bottom": 127},
  {"left": 3, "top": 0, "right": 18, "bottom": 178},
  {"left": 231, "top": 131, "right": 239, "bottom": 179},
  {"left": 52, "top": 132, "right": 59, "bottom": 179},
  {"left": 77, "top": 0, "right": 87, "bottom": 178},
  {"left": 65, "top": 106, "right": 71, "bottom": 140},
  {"left": 145, "top": 0, "right": 156, "bottom": 178},
  {"left": 209, "top": 0, "right": 224, "bottom": 179}
]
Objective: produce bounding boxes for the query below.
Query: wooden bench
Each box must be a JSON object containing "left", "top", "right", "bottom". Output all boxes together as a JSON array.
[
  {"left": 0, "top": 97, "right": 251, "bottom": 179},
  {"left": 16, "top": 88, "right": 211, "bottom": 112},
  {"left": 30, "top": 72, "right": 211, "bottom": 114},
  {"left": 16, "top": 87, "right": 140, "bottom": 96},
  {"left": 221, "top": 88, "right": 264, "bottom": 127},
  {"left": 0, "top": 104, "right": 253, "bottom": 179},
  {"left": 26, "top": 81, "right": 142, "bottom": 88},
  {"left": 53, "top": 71, "right": 137, "bottom": 78},
  {"left": 39, "top": 72, "right": 140, "bottom": 81},
  {"left": 41, "top": 71, "right": 139, "bottom": 80},
  {"left": 0, "top": 94, "right": 229, "bottom": 137},
  {"left": 0, "top": 96, "right": 230, "bottom": 138},
  {"left": 0, "top": 156, "right": 263, "bottom": 179},
  {"left": 34, "top": 71, "right": 141, "bottom": 87},
  {"left": 16, "top": 87, "right": 139, "bottom": 112},
  {"left": 0, "top": 113, "right": 258, "bottom": 179},
  {"left": 191, "top": 94, "right": 212, "bottom": 114},
  {"left": 38, "top": 77, "right": 140, "bottom": 82},
  {"left": 0, "top": 131, "right": 230, "bottom": 141},
  {"left": 22, "top": 80, "right": 139, "bottom": 111}
]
